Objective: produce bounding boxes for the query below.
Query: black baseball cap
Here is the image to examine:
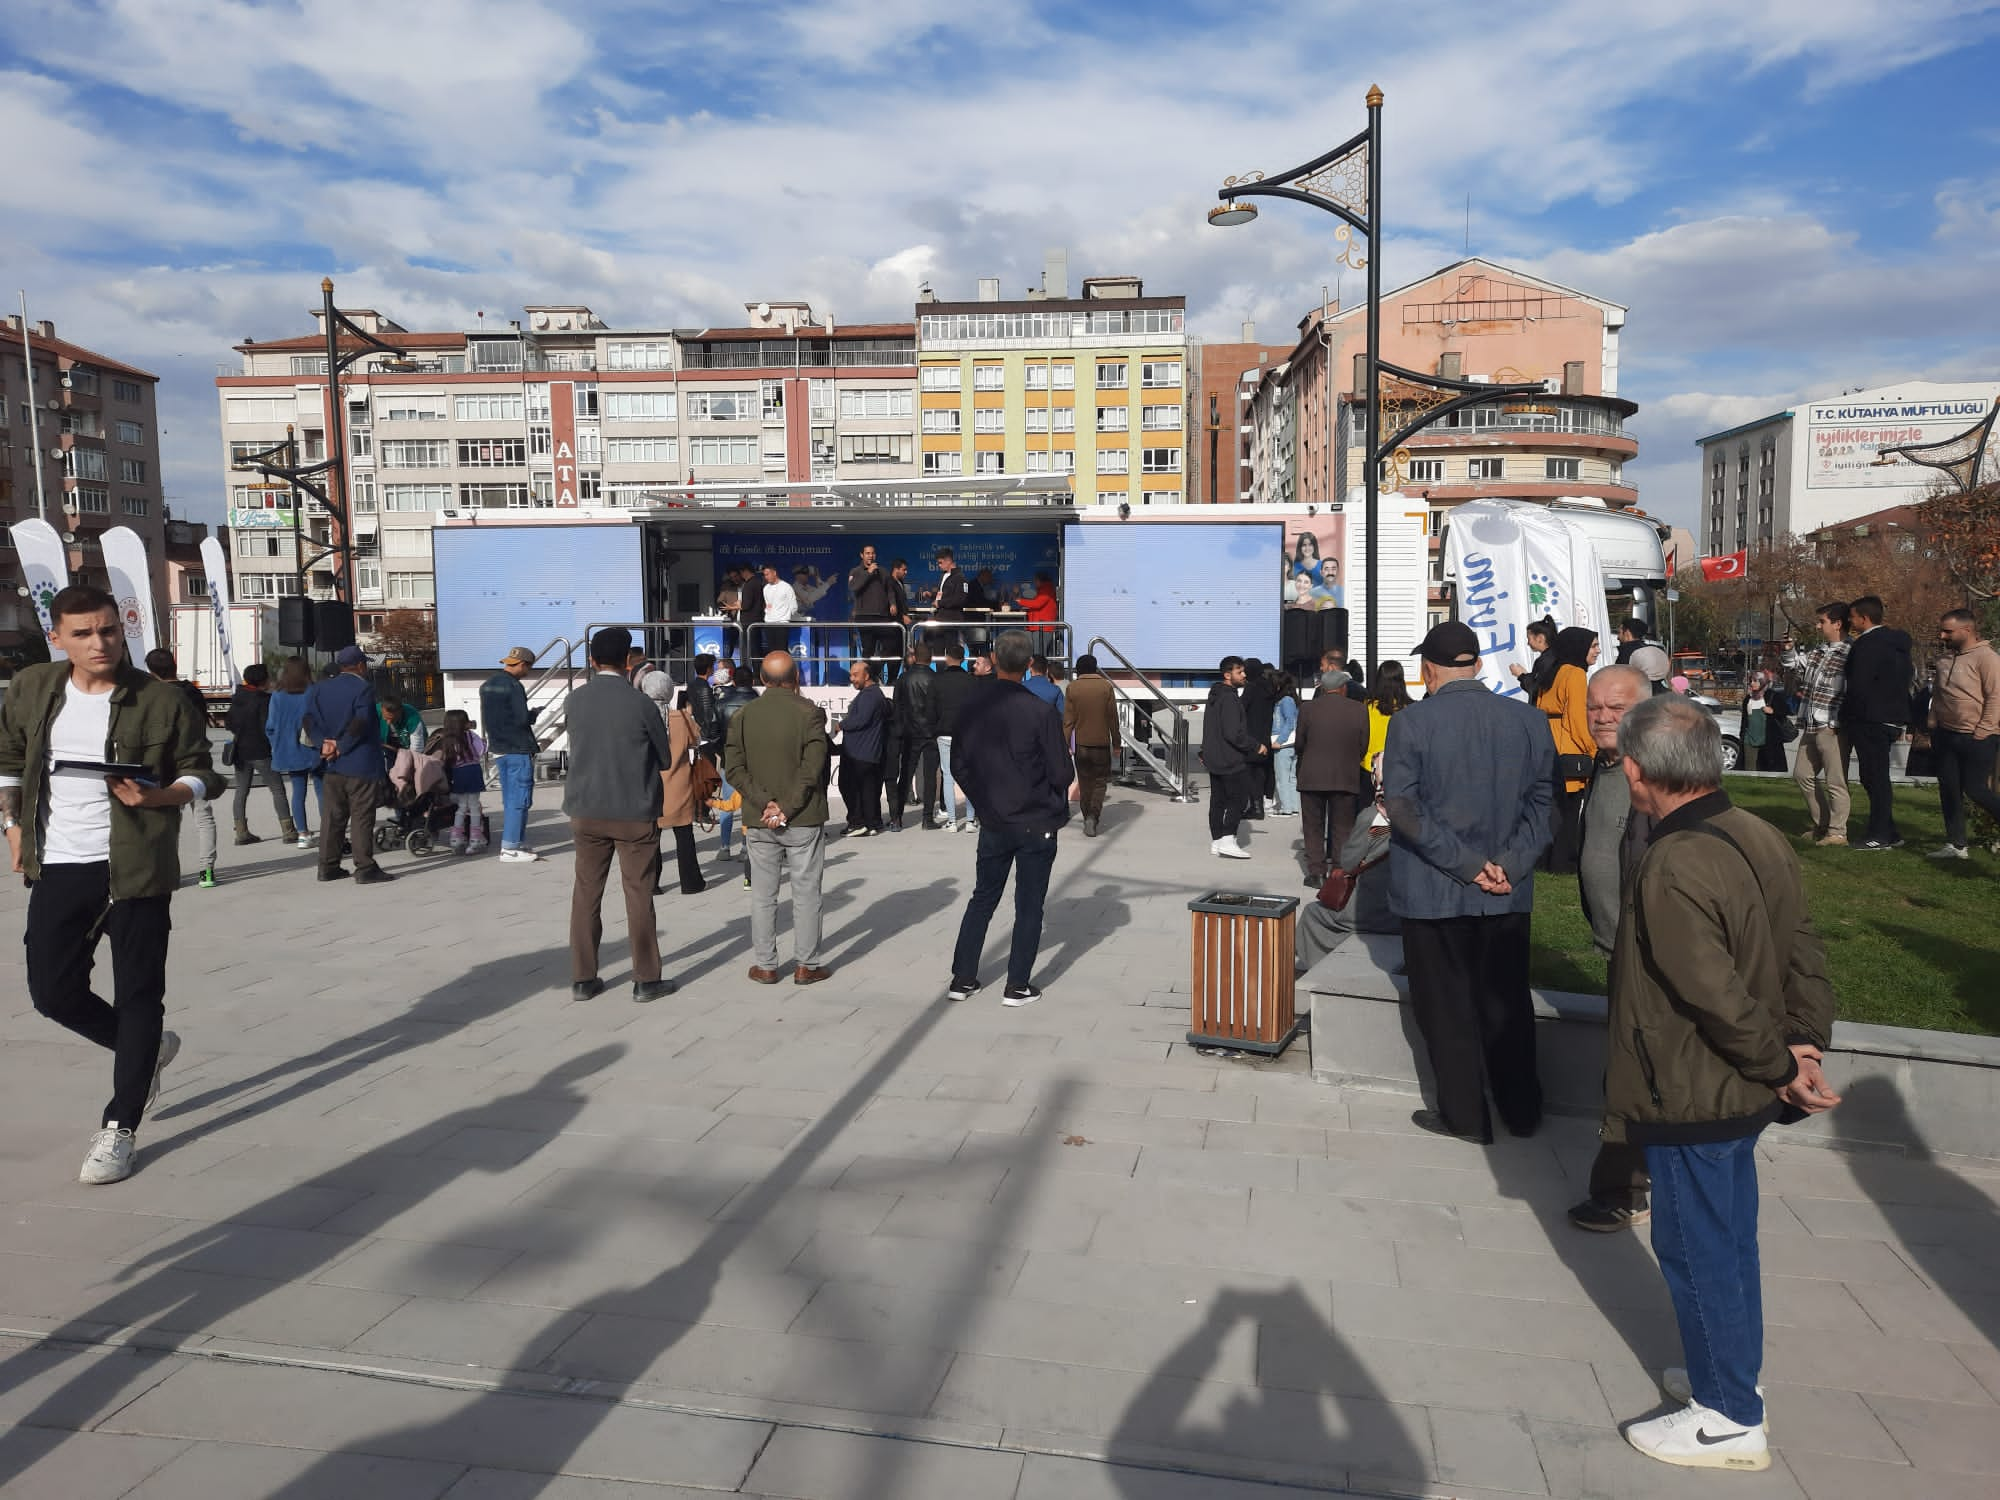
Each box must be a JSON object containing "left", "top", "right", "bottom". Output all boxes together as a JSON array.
[{"left": 1414, "top": 621, "right": 1480, "bottom": 667}]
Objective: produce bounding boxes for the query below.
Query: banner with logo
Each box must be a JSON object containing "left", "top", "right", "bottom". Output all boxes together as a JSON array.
[
  {"left": 99, "top": 526, "right": 160, "bottom": 661},
  {"left": 199, "top": 535, "right": 237, "bottom": 686},
  {"left": 12, "top": 517, "right": 69, "bottom": 659},
  {"left": 1446, "top": 500, "right": 1609, "bottom": 702}
]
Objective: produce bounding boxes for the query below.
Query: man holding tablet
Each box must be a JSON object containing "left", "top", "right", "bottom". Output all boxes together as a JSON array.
[{"left": 0, "top": 584, "right": 223, "bottom": 1185}]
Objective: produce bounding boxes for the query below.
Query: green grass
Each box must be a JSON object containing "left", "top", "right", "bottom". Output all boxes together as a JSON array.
[{"left": 1529, "top": 775, "right": 2000, "bottom": 1036}]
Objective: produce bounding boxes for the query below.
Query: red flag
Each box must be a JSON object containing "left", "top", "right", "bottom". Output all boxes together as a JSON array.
[{"left": 1699, "top": 549, "right": 1747, "bottom": 581}]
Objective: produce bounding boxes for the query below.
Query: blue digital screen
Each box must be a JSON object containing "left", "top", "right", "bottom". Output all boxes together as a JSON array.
[
  {"left": 1063, "top": 522, "right": 1280, "bottom": 668},
  {"left": 433, "top": 525, "right": 644, "bottom": 671}
]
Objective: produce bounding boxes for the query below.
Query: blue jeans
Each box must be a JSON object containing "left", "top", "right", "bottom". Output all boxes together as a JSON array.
[
  {"left": 1645, "top": 1134, "right": 1766, "bottom": 1427},
  {"left": 287, "top": 770, "right": 323, "bottom": 830},
  {"left": 495, "top": 753, "right": 534, "bottom": 851},
  {"left": 717, "top": 772, "right": 737, "bottom": 853},
  {"left": 938, "top": 735, "right": 967, "bottom": 825},
  {"left": 951, "top": 823, "right": 1060, "bottom": 989},
  {"left": 1273, "top": 745, "right": 1298, "bottom": 813}
]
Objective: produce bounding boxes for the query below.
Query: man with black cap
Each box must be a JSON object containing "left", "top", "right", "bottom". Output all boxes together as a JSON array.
[
  {"left": 1382, "top": 622, "right": 1555, "bottom": 1142},
  {"left": 302, "top": 644, "right": 394, "bottom": 884}
]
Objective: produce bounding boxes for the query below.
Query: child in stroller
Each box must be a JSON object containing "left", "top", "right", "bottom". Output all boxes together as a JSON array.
[{"left": 380, "top": 742, "right": 453, "bottom": 856}]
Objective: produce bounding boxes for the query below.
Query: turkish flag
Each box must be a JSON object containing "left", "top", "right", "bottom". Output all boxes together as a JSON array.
[{"left": 1700, "top": 549, "right": 1747, "bottom": 581}]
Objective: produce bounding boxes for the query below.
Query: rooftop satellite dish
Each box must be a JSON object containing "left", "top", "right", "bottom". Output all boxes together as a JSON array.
[{"left": 755, "top": 302, "right": 771, "bottom": 319}]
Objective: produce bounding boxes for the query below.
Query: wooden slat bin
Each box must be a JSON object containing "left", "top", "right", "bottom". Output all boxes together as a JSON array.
[{"left": 1188, "top": 891, "right": 1301, "bottom": 1055}]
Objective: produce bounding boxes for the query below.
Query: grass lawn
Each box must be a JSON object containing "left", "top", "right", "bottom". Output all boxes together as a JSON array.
[{"left": 1528, "top": 774, "right": 2000, "bottom": 1037}]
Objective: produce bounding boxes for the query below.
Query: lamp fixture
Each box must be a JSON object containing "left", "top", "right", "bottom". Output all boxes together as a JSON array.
[{"left": 1208, "top": 201, "right": 1258, "bottom": 227}]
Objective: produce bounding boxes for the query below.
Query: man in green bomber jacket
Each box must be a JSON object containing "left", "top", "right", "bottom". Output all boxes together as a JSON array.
[
  {"left": 0, "top": 585, "right": 224, "bottom": 1187},
  {"left": 1604, "top": 695, "right": 1840, "bottom": 1474}
]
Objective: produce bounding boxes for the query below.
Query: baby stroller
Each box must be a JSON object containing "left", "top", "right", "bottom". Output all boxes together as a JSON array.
[{"left": 378, "top": 746, "right": 452, "bottom": 856}]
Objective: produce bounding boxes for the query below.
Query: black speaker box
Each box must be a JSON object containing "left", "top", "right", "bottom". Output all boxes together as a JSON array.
[
  {"left": 277, "top": 595, "right": 315, "bottom": 648},
  {"left": 313, "top": 600, "right": 356, "bottom": 652}
]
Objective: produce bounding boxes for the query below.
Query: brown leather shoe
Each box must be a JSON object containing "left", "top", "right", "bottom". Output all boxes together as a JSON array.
[
  {"left": 747, "top": 965, "right": 782, "bottom": 984},
  {"left": 793, "top": 965, "right": 832, "bottom": 986}
]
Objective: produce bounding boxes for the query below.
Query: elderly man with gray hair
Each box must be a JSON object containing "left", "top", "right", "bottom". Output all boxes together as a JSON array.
[
  {"left": 1293, "top": 666, "right": 1370, "bottom": 887},
  {"left": 1606, "top": 694, "right": 1839, "bottom": 1472}
]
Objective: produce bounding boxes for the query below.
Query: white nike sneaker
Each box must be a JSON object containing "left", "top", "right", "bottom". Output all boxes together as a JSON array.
[
  {"left": 1212, "top": 837, "right": 1251, "bottom": 860},
  {"left": 1661, "top": 1366, "right": 1765, "bottom": 1418},
  {"left": 499, "top": 848, "right": 542, "bottom": 864},
  {"left": 79, "top": 1124, "right": 138, "bottom": 1185},
  {"left": 1624, "top": 1401, "right": 1769, "bottom": 1471}
]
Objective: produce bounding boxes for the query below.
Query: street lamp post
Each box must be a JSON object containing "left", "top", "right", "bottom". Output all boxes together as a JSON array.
[{"left": 1212, "top": 88, "right": 1543, "bottom": 677}]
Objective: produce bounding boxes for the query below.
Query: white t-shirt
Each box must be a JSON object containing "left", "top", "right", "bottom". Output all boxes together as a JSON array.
[
  {"left": 764, "top": 579, "right": 800, "bottom": 624},
  {"left": 44, "top": 679, "right": 117, "bottom": 865}
]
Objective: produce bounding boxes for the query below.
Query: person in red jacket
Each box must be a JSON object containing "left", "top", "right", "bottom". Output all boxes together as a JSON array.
[{"left": 1019, "top": 573, "right": 1059, "bottom": 632}]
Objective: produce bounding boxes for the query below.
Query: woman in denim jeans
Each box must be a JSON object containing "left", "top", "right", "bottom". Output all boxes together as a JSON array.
[
  {"left": 1270, "top": 672, "right": 1300, "bottom": 816},
  {"left": 264, "top": 657, "right": 323, "bottom": 847}
]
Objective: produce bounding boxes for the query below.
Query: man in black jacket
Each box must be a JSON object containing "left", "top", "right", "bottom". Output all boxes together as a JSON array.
[
  {"left": 1240, "top": 658, "right": 1276, "bottom": 818},
  {"left": 226, "top": 664, "right": 293, "bottom": 845},
  {"left": 946, "top": 631, "right": 1074, "bottom": 1007},
  {"left": 892, "top": 643, "right": 939, "bottom": 831},
  {"left": 932, "top": 642, "right": 980, "bottom": 831},
  {"left": 847, "top": 545, "right": 898, "bottom": 682},
  {"left": 1836, "top": 594, "right": 1913, "bottom": 850},
  {"left": 686, "top": 655, "right": 718, "bottom": 746},
  {"left": 1202, "top": 656, "right": 1261, "bottom": 858}
]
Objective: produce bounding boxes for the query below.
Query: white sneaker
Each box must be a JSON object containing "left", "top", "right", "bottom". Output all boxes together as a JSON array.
[
  {"left": 941, "top": 820, "right": 958, "bottom": 834},
  {"left": 499, "top": 848, "right": 542, "bottom": 864},
  {"left": 79, "top": 1125, "right": 137, "bottom": 1185},
  {"left": 146, "top": 1031, "right": 181, "bottom": 1113},
  {"left": 1212, "top": 838, "right": 1251, "bottom": 860},
  {"left": 295, "top": 832, "right": 315, "bottom": 848},
  {"left": 1623, "top": 1401, "right": 1769, "bottom": 1471},
  {"left": 1927, "top": 843, "right": 1970, "bottom": 860},
  {"left": 1661, "top": 1367, "right": 1765, "bottom": 1418}
]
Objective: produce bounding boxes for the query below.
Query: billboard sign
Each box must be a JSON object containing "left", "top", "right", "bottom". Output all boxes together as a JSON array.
[
  {"left": 231, "top": 507, "right": 295, "bottom": 529},
  {"left": 1806, "top": 394, "right": 1994, "bottom": 489}
]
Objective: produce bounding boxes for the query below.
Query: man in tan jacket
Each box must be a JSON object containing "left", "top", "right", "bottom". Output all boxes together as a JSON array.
[
  {"left": 1927, "top": 607, "right": 2000, "bottom": 861},
  {"left": 1062, "top": 654, "right": 1119, "bottom": 837}
]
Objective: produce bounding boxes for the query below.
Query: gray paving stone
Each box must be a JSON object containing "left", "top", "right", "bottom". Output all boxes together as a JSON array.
[
  {"left": 1146, "top": 1088, "right": 1255, "bottom": 1123},
  {"left": 441, "top": 1471, "right": 757, "bottom": 1499},
  {"left": 0, "top": 1428, "right": 189, "bottom": 1500},
  {"left": 744, "top": 1425, "right": 1023, "bottom": 1500},
  {"left": 1862, "top": 1392, "right": 2000, "bottom": 1473},
  {"left": 1012, "top": 1451, "right": 1333, "bottom": 1500},
  {"left": 0, "top": 1336, "right": 184, "bottom": 1429},
  {"left": 1783, "top": 1451, "right": 1993, "bottom": 1500},
  {"left": 120, "top": 1440, "right": 466, "bottom": 1500},
  {"left": 1764, "top": 1322, "right": 1994, "bottom": 1404},
  {"left": 785, "top": 1230, "right": 1026, "bottom": 1295},
  {"left": 1427, "top": 1404, "right": 1549, "bottom": 1495},
  {"left": 310, "top": 1239, "right": 522, "bottom": 1300},
  {"left": 346, "top": 1295, "right": 587, "bottom": 1369}
]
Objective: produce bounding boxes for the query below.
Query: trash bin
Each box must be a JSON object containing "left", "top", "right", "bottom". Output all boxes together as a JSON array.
[{"left": 1187, "top": 891, "right": 1301, "bottom": 1055}]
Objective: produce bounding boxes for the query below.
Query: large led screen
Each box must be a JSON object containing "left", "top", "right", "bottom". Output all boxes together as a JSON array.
[
  {"left": 433, "top": 524, "right": 644, "bottom": 671},
  {"left": 1062, "top": 522, "right": 1281, "bottom": 669}
]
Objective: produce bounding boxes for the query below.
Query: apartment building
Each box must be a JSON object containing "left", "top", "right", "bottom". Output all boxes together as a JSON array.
[
  {"left": 915, "top": 254, "right": 1189, "bottom": 506},
  {"left": 1, "top": 314, "right": 166, "bottom": 653},
  {"left": 215, "top": 303, "right": 917, "bottom": 636},
  {"left": 1191, "top": 324, "right": 1290, "bottom": 503}
]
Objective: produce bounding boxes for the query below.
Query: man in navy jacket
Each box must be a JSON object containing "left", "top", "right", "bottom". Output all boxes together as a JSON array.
[
  {"left": 302, "top": 646, "right": 391, "bottom": 884},
  {"left": 1836, "top": 594, "right": 1914, "bottom": 850},
  {"left": 1383, "top": 623, "right": 1555, "bottom": 1142}
]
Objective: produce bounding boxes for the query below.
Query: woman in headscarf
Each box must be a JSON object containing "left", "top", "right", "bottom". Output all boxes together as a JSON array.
[
  {"left": 1740, "top": 667, "right": 1793, "bottom": 774},
  {"left": 1536, "top": 626, "right": 1599, "bottom": 873}
]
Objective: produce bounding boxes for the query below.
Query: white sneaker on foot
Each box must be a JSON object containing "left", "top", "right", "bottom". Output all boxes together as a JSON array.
[
  {"left": 1211, "top": 837, "right": 1251, "bottom": 860},
  {"left": 1624, "top": 1401, "right": 1769, "bottom": 1471},
  {"left": 499, "top": 848, "right": 542, "bottom": 864},
  {"left": 79, "top": 1125, "right": 137, "bottom": 1185},
  {"left": 146, "top": 1031, "right": 181, "bottom": 1113},
  {"left": 1927, "top": 843, "right": 1970, "bottom": 860},
  {"left": 1661, "top": 1367, "right": 1765, "bottom": 1416},
  {"left": 295, "top": 831, "right": 315, "bottom": 848}
]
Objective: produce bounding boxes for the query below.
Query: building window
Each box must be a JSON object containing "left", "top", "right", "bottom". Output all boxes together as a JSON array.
[
  {"left": 1468, "top": 457, "right": 1505, "bottom": 480},
  {"left": 67, "top": 448, "right": 107, "bottom": 481},
  {"left": 1096, "top": 361, "right": 1127, "bottom": 389},
  {"left": 606, "top": 341, "right": 674, "bottom": 371},
  {"left": 382, "top": 483, "right": 450, "bottom": 512},
  {"left": 118, "top": 457, "right": 147, "bottom": 484},
  {"left": 974, "top": 452, "right": 1004, "bottom": 475},
  {"left": 1610, "top": 461, "right": 1624, "bottom": 484},
  {"left": 386, "top": 572, "right": 435, "bottom": 604},
  {"left": 113, "top": 419, "right": 144, "bottom": 445},
  {"left": 65, "top": 366, "right": 99, "bottom": 394},
  {"left": 528, "top": 425, "right": 552, "bottom": 458},
  {"left": 921, "top": 409, "right": 961, "bottom": 434},
  {"left": 352, "top": 474, "right": 376, "bottom": 513},
  {"left": 1406, "top": 458, "right": 1444, "bottom": 483},
  {"left": 1098, "top": 449, "right": 1130, "bottom": 474},
  {"left": 355, "top": 560, "right": 383, "bottom": 597},
  {"left": 236, "top": 532, "right": 281, "bottom": 557},
  {"left": 1095, "top": 487, "right": 1128, "bottom": 505},
  {"left": 1024, "top": 408, "right": 1050, "bottom": 433},
  {"left": 381, "top": 528, "right": 433, "bottom": 558},
  {"left": 973, "top": 365, "right": 1005, "bottom": 391},
  {"left": 921, "top": 366, "right": 962, "bottom": 391},
  {"left": 573, "top": 383, "right": 599, "bottom": 418},
  {"left": 839, "top": 433, "right": 913, "bottom": 463},
  {"left": 1140, "top": 360, "right": 1182, "bottom": 388},
  {"left": 922, "top": 451, "right": 964, "bottom": 476},
  {"left": 602, "top": 391, "right": 676, "bottom": 421},
  {"left": 1096, "top": 406, "right": 1128, "bottom": 433},
  {"left": 1052, "top": 407, "right": 1076, "bottom": 433},
  {"left": 973, "top": 409, "right": 1005, "bottom": 433},
  {"left": 1544, "top": 457, "right": 1580, "bottom": 481},
  {"left": 289, "top": 356, "right": 329, "bottom": 376},
  {"left": 688, "top": 436, "right": 757, "bottom": 466},
  {"left": 761, "top": 380, "right": 785, "bottom": 422},
  {"left": 238, "top": 574, "right": 302, "bottom": 599},
  {"left": 577, "top": 471, "right": 602, "bottom": 502},
  {"left": 1024, "top": 451, "right": 1076, "bottom": 474},
  {"left": 112, "top": 378, "right": 142, "bottom": 402},
  {"left": 449, "top": 393, "right": 522, "bottom": 423},
  {"left": 1140, "top": 448, "right": 1181, "bottom": 474},
  {"left": 1024, "top": 363, "right": 1076, "bottom": 391},
  {"left": 686, "top": 392, "right": 754, "bottom": 421},
  {"left": 378, "top": 396, "right": 446, "bottom": 422},
  {"left": 605, "top": 436, "right": 680, "bottom": 464},
  {"left": 455, "top": 438, "right": 525, "bottom": 467},
  {"left": 838, "top": 388, "right": 915, "bottom": 419},
  {"left": 576, "top": 427, "right": 602, "bottom": 463},
  {"left": 531, "top": 473, "right": 555, "bottom": 504},
  {"left": 121, "top": 495, "right": 149, "bottom": 516},
  {"left": 522, "top": 384, "right": 551, "bottom": 422},
  {"left": 378, "top": 440, "right": 447, "bottom": 468},
  {"left": 1141, "top": 404, "right": 1182, "bottom": 431}
]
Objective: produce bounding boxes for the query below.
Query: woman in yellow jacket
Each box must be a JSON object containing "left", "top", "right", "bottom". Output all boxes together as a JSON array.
[
  {"left": 1536, "top": 626, "right": 1599, "bottom": 872},
  {"left": 1363, "top": 659, "right": 1411, "bottom": 778}
]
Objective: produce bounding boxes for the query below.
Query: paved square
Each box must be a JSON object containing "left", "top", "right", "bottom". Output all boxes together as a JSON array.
[{"left": 1, "top": 788, "right": 1995, "bottom": 1498}]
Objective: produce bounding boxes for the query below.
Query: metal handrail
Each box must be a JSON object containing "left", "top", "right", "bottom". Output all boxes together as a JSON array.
[{"left": 1084, "top": 635, "right": 1195, "bottom": 802}]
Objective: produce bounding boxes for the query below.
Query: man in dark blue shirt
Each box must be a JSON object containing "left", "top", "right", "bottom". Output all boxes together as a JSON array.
[
  {"left": 481, "top": 646, "right": 542, "bottom": 862},
  {"left": 946, "top": 631, "right": 1074, "bottom": 1008},
  {"left": 302, "top": 646, "right": 392, "bottom": 884}
]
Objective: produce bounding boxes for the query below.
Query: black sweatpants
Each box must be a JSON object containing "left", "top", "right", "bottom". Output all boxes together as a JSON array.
[
  {"left": 1207, "top": 769, "right": 1255, "bottom": 841},
  {"left": 25, "top": 861, "right": 173, "bottom": 1129},
  {"left": 1401, "top": 912, "right": 1541, "bottom": 1140}
]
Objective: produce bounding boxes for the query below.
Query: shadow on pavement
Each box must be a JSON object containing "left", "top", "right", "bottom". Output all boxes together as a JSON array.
[
  {"left": 0, "top": 1046, "right": 626, "bottom": 1490},
  {"left": 1035, "top": 881, "right": 1134, "bottom": 988},
  {"left": 818, "top": 875, "right": 959, "bottom": 968}
]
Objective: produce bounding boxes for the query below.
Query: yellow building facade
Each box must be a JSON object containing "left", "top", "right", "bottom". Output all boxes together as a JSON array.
[{"left": 915, "top": 277, "right": 1189, "bottom": 505}]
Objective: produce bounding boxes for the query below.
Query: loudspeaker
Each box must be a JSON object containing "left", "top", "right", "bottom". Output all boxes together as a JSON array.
[
  {"left": 277, "top": 595, "right": 315, "bottom": 648},
  {"left": 1317, "top": 608, "right": 1349, "bottom": 658},
  {"left": 313, "top": 600, "right": 356, "bottom": 652}
]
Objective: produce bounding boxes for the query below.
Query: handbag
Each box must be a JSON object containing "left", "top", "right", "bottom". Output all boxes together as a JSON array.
[
  {"left": 690, "top": 750, "right": 722, "bottom": 809},
  {"left": 1555, "top": 753, "right": 1594, "bottom": 782},
  {"left": 1317, "top": 865, "right": 1360, "bottom": 911}
]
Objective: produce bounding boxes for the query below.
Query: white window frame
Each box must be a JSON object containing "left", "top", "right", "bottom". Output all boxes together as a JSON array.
[
  {"left": 922, "top": 451, "right": 964, "bottom": 476},
  {"left": 118, "top": 457, "right": 147, "bottom": 484},
  {"left": 602, "top": 391, "right": 677, "bottom": 421},
  {"left": 1097, "top": 449, "right": 1130, "bottom": 474},
  {"left": 1096, "top": 406, "right": 1128, "bottom": 433},
  {"left": 1140, "top": 404, "right": 1182, "bottom": 431},
  {"left": 1406, "top": 458, "right": 1445, "bottom": 483},
  {"left": 838, "top": 433, "right": 913, "bottom": 464},
  {"left": 973, "top": 409, "right": 1005, "bottom": 434},
  {"left": 973, "top": 452, "right": 1004, "bottom": 475},
  {"left": 1140, "top": 447, "right": 1181, "bottom": 474},
  {"left": 452, "top": 393, "right": 526, "bottom": 423},
  {"left": 377, "top": 396, "right": 447, "bottom": 422},
  {"left": 1545, "top": 457, "right": 1580, "bottom": 481},
  {"left": 1095, "top": 361, "right": 1127, "bottom": 390},
  {"left": 688, "top": 435, "right": 758, "bottom": 466},
  {"left": 686, "top": 392, "right": 756, "bottom": 422},
  {"left": 456, "top": 438, "right": 527, "bottom": 467},
  {"left": 921, "top": 365, "right": 962, "bottom": 391},
  {"left": 382, "top": 483, "right": 450, "bottom": 512},
  {"left": 605, "top": 341, "right": 675, "bottom": 371},
  {"left": 605, "top": 436, "right": 680, "bottom": 464},
  {"left": 379, "top": 439, "right": 448, "bottom": 468},
  {"left": 921, "top": 409, "right": 962, "bottom": 434},
  {"left": 1052, "top": 407, "right": 1076, "bottom": 433},
  {"left": 1140, "top": 360, "right": 1183, "bottom": 388},
  {"left": 972, "top": 365, "right": 1005, "bottom": 391},
  {"left": 838, "top": 388, "right": 914, "bottom": 420},
  {"left": 1024, "top": 408, "right": 1050, "bottom": 433},
  {"left": 1468, "top": 457, "right": 1505, "bottom": 480}
]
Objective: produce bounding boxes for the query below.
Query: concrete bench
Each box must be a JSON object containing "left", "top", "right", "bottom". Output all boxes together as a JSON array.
[{"left": 1302, "top": 934, "right": 2000, "bottom": 1163}]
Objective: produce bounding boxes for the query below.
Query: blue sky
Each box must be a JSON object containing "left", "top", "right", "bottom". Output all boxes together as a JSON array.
[{"left": 5, "top": 0, "right": 1998, "bottom": 530}]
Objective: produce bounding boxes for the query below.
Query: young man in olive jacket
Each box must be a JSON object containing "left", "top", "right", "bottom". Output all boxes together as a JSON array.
[
  {"left": 1607, "top": 696, "right": 1839, "bottom": 1472},
  {"left": 0, "top": 586, "right": 225, "bottom": 1185}
]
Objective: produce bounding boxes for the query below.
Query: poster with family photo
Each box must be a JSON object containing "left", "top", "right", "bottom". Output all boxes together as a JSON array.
[{"left": 1283, "top": 516, "right": 1345, "bottom": 612}]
